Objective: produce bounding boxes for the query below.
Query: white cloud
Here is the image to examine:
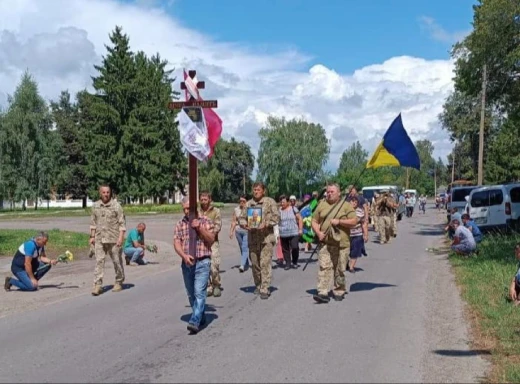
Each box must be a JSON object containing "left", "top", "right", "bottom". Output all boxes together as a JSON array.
[
  {"left": 0, "top": 0, "right": 455, "bottom": 171},
  {"left": 419, "top": 16, "right": 470, "bottom": 44}
]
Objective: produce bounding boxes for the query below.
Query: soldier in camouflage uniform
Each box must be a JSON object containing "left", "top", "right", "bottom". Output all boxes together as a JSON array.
[
  {"left": 376, "top": 189, "right": 398, "bottom": 244},
  {"left": 239, "top": 182, "right": 280, "bottom": 300},
  {"left": 311, "top": 183, "right": 358, "bottom": 303},
  {"left": 389, "top": 193, "right": 398, "bottom": 238},
  {"left": 371, "top": 192, "right": 380, "bottom": 232},
  {"left": 89, "top": 185, "right": 127, "bottom": 296},
  {"left": 199, "top": 191, "right": 222, "bottom": 297}
]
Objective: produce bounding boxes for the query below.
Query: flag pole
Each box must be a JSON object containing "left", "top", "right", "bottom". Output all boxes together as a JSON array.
[{"left": 302, "top": 167, "right": 368, "bottom": 271}]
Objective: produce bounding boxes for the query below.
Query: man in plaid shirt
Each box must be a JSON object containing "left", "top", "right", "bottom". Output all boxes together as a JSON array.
[{"left": 174, "top": 197, "right": 215, "bottom": 334}]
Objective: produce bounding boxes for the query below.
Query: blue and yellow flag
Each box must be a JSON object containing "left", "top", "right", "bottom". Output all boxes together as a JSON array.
[{"left": 366, "top": 113, "right": 421, "bottom": 170}]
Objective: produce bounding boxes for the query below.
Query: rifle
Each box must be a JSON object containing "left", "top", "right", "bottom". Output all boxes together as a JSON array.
[{"left": 302, "top": 169, "right": 367, "bottom": 272}]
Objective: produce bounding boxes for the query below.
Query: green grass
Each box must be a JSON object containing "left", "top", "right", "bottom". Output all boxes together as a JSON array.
[
  {"left": 448, "top": 233, "right": 520, "bottom": 383},
  {"left": 0, "top": 229, "right": 90, "bottom": 257},
  {"left": 0, "top": 202, "right": 226, "bottom": 219}
]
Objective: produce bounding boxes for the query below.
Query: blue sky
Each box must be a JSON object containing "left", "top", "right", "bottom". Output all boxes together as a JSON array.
[{"left": 168, "top": 0, "right": 475, "bottom": 73}]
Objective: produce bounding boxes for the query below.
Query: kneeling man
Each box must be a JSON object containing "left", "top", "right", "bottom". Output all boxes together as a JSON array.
[
  {"left": 124, "top": 222, "right": 148, "bottom": 266},
  {"left": 5, "top": 232, "right": 57, "bottom": 291}
]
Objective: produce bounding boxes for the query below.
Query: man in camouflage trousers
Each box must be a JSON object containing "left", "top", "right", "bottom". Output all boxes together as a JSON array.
[
  {"left": 239, "top": 182, "right": 280, "bottom": 300},
  {"left": 311, "top": 183, "right": 358, "bottom": 303},
  {"left": 89, "top": 185, "right": 127, "bottom": 296},
  {"left": 199, "top": 191, "right": 222, "bottom": 297},
  {"left": 376, "top": 189, "right": 398, "bottom": 244}
]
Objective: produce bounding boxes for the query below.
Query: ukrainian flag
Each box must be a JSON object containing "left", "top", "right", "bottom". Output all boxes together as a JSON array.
[{"left": 366, "top": 113, "right": 421, "bottom": 170}]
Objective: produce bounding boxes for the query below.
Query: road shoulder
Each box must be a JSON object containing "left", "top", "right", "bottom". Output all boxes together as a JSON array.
[{"left": 421, "top": 211, "right": 490, "bottom": 382}]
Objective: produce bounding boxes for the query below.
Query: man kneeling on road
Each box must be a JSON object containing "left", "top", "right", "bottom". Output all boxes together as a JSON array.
[
  {"left": 174, "top": 197, "right": 216, "bottom": 335},
  {"left": 124, "top": 222, "right": 148, "bottom": 266},
  {"left": 4, "top": 232, "right": 57, "bottom": 292}
]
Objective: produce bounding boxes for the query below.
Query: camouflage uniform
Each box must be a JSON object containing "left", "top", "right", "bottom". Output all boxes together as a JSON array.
[
  {"left": 200, "top": 206, "right": 222, "bottom": 297},
  {"left": 313, "top": 199, "right": 357, "bottom": 299},
  {"left": 371, "top": 195, "right": 380, "bottom": 232},
  {"left": 90, "top": 199, "right": 126, "bottom": 295},
  {"left": 239, "top": 196, "right": 280, "bottom": 298},
  {"left": 390, "top": 194, "right": 398, "bottom": 237},
  {"left": 377, "top": 193, "right": 396, "bottom": 244}
]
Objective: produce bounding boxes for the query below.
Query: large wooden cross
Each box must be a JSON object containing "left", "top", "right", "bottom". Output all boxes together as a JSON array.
[{"left": 169, "top": 70, "right": 218, "bottom": 257}]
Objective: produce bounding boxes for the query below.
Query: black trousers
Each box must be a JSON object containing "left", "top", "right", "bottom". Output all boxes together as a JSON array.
[{"left": 280, "top": 235, "right": 300, "bottom": 264}]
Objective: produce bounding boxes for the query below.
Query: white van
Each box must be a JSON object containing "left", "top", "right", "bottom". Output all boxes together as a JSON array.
[
  {"left": 467, "top": 183, "right": 520, "bottom": 231},
  {"left": 404, "top": 189, "right": 417, "bottom": 196},
  {"left": 448, "top": 185, "right": 480, "bottom": 216},
  {"left": 362, "top": 185, "right": 399, "bottom": 203}
]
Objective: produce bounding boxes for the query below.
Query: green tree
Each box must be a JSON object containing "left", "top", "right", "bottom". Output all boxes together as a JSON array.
[
  {"left": 81, "top": 26, "right": 186, "bottom": 201},
  {"left": 257, "top": 116, "right": 330, "bottom": 198},
  {"left": 336, "top": 141, "right": 368, "bottom": 187},
  {"left": 50, "top": 91, "right": 90, "bottom": 207},
  {"left": 199, "top": 138, "right": 255, "bottom": 202},
  {"left": 1, "top": 72, "right": 52, "bottom": 209}
]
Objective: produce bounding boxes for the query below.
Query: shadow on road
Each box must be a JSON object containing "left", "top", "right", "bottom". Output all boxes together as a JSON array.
[
  {"left": 349, "top": 282, "right": 396, "bottom": 292},
  {"left": 102, "top": 283, "right": 135, "bottom": 292},
  {"left": 240, "top": 286, "right": 279, "bottom": 294},
  {"left": 180, "top": 312, "right": 219, "bottom": 331},
  {"left": 38, "top": 283, "right": 80, "bottom": 290},
  {"left": 433, "top": 349, "right": 491, "bottom": 357}
]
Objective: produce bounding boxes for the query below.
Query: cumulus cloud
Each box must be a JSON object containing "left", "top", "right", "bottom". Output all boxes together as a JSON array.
[
  {"left": 0, "top": 0, "right": 455, "bottom": 170},
  {"left": 419, "top": 16, "right": 470, "bottom": 44}
]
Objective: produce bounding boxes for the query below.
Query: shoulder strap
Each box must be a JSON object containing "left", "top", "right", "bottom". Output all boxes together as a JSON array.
[{"left": 319, "top": 198, "right": 344, "bottom": 232}]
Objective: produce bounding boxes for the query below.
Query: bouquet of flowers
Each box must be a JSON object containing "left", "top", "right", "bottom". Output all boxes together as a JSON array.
[
  {"left": 57, "top": 250, "right": 74, "bottom": 263},
  {"left": 146, "top": 244, "right": 158, "bottom": 253}
]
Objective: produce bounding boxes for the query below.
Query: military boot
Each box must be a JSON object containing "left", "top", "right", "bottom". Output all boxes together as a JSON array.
[
  {"left": 112, "top": 283, "right": 123, "bottom": 292},
  {"left": 91, "top": 285, "right": 103, "bottom": 296},
  {"left": 213, "top": 286, "right": 222, "bottom": 297}
]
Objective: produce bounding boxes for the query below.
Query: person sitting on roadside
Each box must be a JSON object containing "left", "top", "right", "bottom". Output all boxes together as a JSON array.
[
  {"left": 123, "top": 222, "right": 148, "bottom": 266},
  {"left": 450, "top": 219, "right": 476, "bottom": 256},
  {"left": 508, "top": 243, "right": 520, "bottom": 306},
  {"left": 445, "top": 208, "right": 461, "bottom": 239},
  {"left": 461, "top": 214, "right": 483, "bottom": 244},
  {"left": 4, "top": 232, "right": 58, "bottom": 292}
]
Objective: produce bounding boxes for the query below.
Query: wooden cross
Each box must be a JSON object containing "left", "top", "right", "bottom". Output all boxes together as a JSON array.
[{"left": 168, "top": 70, "right": 218, "bottom": 257}]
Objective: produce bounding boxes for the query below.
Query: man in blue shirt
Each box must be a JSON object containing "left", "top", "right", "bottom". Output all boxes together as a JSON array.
[
  {"left": 4, "top": 232, "right": 57, "bottom": 291},
  {"left": 461, "top": 214, "right": 483, "bottom": 243},
  {"left": 123, "top": 223, "right": 147, "bottom": 266}
]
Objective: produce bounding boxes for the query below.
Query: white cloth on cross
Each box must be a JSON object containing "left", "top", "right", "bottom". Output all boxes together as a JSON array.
[
  {"left": 184, "top": 74, "right": 201, "bottom": 100},
  {"left": 176, "top": 109, "right": 211, "bottom": 161}
]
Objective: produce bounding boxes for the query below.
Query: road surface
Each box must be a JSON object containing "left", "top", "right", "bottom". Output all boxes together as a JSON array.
[{"left": 0, "top": 208, "right": 488, "bottom": 383}]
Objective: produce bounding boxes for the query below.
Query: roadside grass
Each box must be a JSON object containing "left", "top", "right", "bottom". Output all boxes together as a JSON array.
[
  {"left": 0, "top": 229, "right": 90, "bottom": 257},
  {"left": 448, "top": 233, "right": 520, "bottom": 383},
  {"left": 0, "top": 202, "right": 226, "bottom": 220}
]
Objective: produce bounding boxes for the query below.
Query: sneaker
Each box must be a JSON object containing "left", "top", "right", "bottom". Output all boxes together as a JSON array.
[
  {"left": 313, "top": 294, "right": 330, "bottom": 304},
  {"left": 284, "top": 265, "right": 291, "bottom": 271},
  {"left": 129, "top": 262, "right": 138, "bottom": 267},
  {"left": 238, "top": 266, "right": 244, "bottom": 273},
  {"left": 4, "top": 276, "right": 11, "bottom": 291},
  {"left": 213, "top": 287, "right": 222, "bottom": 297},
  {"left": 187, "top": 323, "right": 199, "bottom": 334}
]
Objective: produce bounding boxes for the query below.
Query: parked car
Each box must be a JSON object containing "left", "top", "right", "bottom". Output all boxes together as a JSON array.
[
  {"left": 467, "top": 183, "right": 520, "bottom": 232},
  {"left": 447, "top": 186, "right": 480, "bottom": 221}
]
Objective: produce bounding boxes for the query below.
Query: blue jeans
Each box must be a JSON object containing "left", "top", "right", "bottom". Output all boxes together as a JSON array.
[
  {"left": 181, "top": 257, "right": 211, "bottom": 327},
  {"left": 235, "top": 229, "right": 249, "bottom": 268},
  {"left": 124, "top": 247, "right": 146, "bottom": 264},
  {"left": 10, "top": 262, "right": 51, "bottom": 291}
]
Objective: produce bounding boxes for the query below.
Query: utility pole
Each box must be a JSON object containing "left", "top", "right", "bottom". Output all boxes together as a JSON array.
[
  {"left": 434, "top": 166, "right": 437, "bottom": 197},
  {"left": 451, "top": 150, "right": 455, "bottom": 185},
  {"left": 477, "top": 64, "right": 487, "bottom": 185}
]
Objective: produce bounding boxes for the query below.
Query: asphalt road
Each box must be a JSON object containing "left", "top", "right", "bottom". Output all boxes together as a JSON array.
[{"left": 0, "top": 208, "right": 488, "bottom": 383}]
